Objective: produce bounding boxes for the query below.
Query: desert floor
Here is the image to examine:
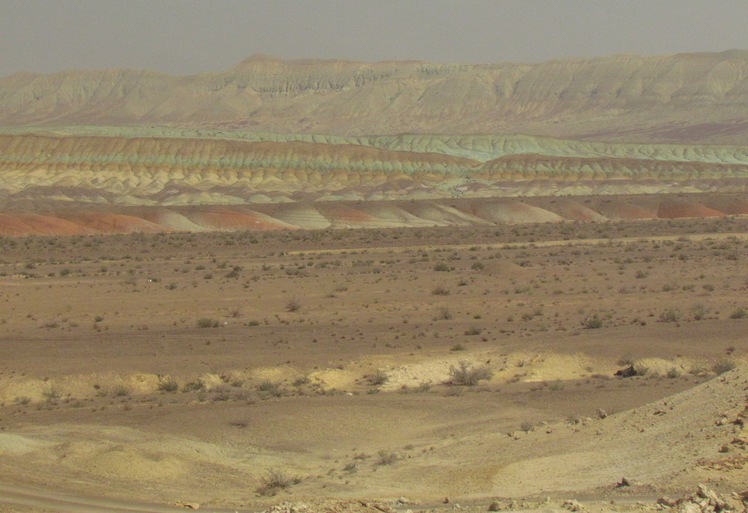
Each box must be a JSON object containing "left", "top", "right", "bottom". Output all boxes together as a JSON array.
[{"left": 0, "top": 214, "right": 746, "bottom": 512}]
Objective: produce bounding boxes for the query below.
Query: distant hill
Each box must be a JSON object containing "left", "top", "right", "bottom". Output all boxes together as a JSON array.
[{"left": 2, "top": 51, "right": 748, "bottom": 144}]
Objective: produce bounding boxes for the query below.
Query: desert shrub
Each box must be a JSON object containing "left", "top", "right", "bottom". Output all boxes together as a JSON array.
[
  {"left": 666, "top": 367, "right": 682, "bottom": 379},
  {"left": 688, "top": 362, "right": 709, "bottom": 375},
  {"left": 158, "top": 376, "right": 179, "bottom": 393},
  {"left": 375, "top": 450, "right": 399, "bottom": 465},
  {"left": 412, "top": 381, "right": 432, "bottom": 393},
  {"left": 450, "top": 343, "right": 466, "bottom": 351},
  {"left": 112, "top": 384, "right": 130, "bottom": 397},
  {"left": 713, "top": 358, "right": 737, "bottom": 375},
  {"left": 292, "top": 376, "right": 311, "bottom": 387},
  {"left": 257, "top": 381, "right": 284, "bottom": 397},
  {"left": 582, "top": 314, "right": 603, "bottom": 329},
  {"left": 181, "top": 380, "right": 204, "bottom": 392},
  {"left": 431, "top": 285, "right": 450, "bottom": 296},
  {"left": 255, "top": 469, "right": 300, "bottom": 496},
  {"left": 433, "top": 262, "right": 450, "bottom": 272},
  {"left": 464, "top": 327, "right": 482, "bottom": 336},
  {"left": 691, "top": 303, "right": 708, "bottom": 321},
  {"left": 520, "top": 421, "right": 534, "bottom": 433},
  {"left": 547, "top": 380, "right": 565, "bottom": 391},
  {"left": 196, "top": 318, "right": 219, "bottom": 328},
  {"left": 471, "top": 262, "right": 484, "bottom": 270},
  {"left": 285, "top": 298, "right": 301, "bottom": 312},
  {"left": 659, "top": 308, "right": 681, "bottom": 323},
  {"left": 617, "top": 354, "right": 634, "bottom": 366},
  {"left": 448, "top": 361, "right": 493, "bottom": 386},
  {"left": 366, "top": 370, "right": 389, "bottom": 386},
  {"left": 729, "top": 307, "right": 747, "bottom": 319},
  {"left": 434, "top": 307, "right": 452, "bottom": 320}
]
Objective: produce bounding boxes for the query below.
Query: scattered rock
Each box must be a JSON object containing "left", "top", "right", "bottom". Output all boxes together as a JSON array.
[
  {"left": 563, "top": 499, "right": 585, "bottom": 512},
  {"left": 488, "top": 500, "right": 502, "bottom": 511},
  {"left": 615, "top": 365, "right": 637, "bottom": 378},
  {"left": 174, "top": 501, "right": 200, "bottom": 510},
  {"left": 658, "top": 497, "right": 677, "bottom": 508},
  {"left": 657, "top": 484, "right": 745, "bottom": 513},
  {"left": 616, "top": 476, "right": 633, "bottom": 487}
]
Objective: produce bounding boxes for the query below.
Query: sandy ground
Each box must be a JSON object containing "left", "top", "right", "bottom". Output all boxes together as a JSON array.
[{"left": 0, "top": 216, "right": 746, "bottom": 512}]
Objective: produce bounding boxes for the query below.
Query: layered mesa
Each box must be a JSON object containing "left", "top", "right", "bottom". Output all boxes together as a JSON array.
[{"left": 2, "top": 51, "right": 748, "bottom": 144}]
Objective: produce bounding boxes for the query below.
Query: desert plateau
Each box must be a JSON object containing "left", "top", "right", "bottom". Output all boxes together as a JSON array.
[{"left": 0, "top": 46, "right": 747, "bottom": 513}]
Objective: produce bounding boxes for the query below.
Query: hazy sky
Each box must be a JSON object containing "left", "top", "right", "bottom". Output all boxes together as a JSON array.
[{"left": 2, "top": 0, "right": 747, "bottom": 77}]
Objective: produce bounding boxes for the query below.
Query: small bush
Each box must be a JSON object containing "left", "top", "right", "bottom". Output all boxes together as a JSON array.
[
  {"left": 112, "top": 384, "right": 130, "bottom": 397},
  {"left": 257, "top": 381, "right": 284, "bottom": 397},
  {"left": 464, "top": 327, "right": 482, "bottom": 336},
  {"left": 691, "top": 303, "right": 708, "bottom": 321},
  {"left": 292, "top": 376, "right": 311, "bottom": 387},
  {"left": 285, "top": 298, "right": 301, "bottom": 312},
  {"left": 448, "top": 361, "right": 493, "bottom": 386},
  {"left": 659, "top": 308, "right": 681, "bottom": 323},
  {"left": 582, "top": 314, "right": 603, "bottom": 329},
  {"left": 434, "top": 307, "right": 452, "bottom": 321},
  {"left": 255, "top": 469, "right": 300, "bottom": 496},
  {"left": 181, "top": 380, "right": 204, "bottom": 392},
  {"left": 729, "top": 307, "right": 747, "bottom": 319},
  {"left": 375, "top": 450, "right": 399, "bottom": 465},
  {"left": 366, "top": 370, "right": 389, "bottom": 386},
  {"left": 431, "top": 286, "right": 450, "bottom": 296},
  {"left": 158, "top": 376, "right": 179, "bottom": 393},
  {"left": 713, "top": 358, "right": 737, "bottom": 375},
  {"left": 433, "top": 262, "right": 450, "bottom": 272},
  {"left": 196, "top": 318, "right": 219, "bottom": 328}
]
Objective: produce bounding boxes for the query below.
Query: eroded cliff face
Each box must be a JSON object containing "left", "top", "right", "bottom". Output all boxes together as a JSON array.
[{"left": 2, "top": 51, "right": 748, "bottom": 143}]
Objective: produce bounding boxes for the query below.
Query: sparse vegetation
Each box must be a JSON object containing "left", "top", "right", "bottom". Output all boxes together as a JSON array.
[
  {"left": 659, "top": 308, "right": 681, "bottom": 323},
  {"left": 713, "top": 358, "right": 737, "bottom": 375},
  {"left": 285, "top": 298, "right": 301, "bottom": 312},
  {"left": 582, "top": 314, "right": 603, "bottom": 329},
  {"left": 366, "top": 370, "right": 389, "bottom": 386},
  {"left": 158, "top": 376, "right": 179, "bottom": 392},
  {"left": 375, "top": 450, "right": 399, "bottom": 466},
  {"left": 448, "top": 361, "right": 493, "bottom": 386},
  {"left": 196, "top": 318, "right": 219, "bottom": 328},
  {"left": 255, "top": 469, "right": 300, "bottom": 496},
  {"left": 729, "top": 307, "right": 747, "bottom": 319}
]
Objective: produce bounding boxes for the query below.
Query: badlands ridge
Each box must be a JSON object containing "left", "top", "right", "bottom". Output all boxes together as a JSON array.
[{"left": 1, "top": 51, "right": 748, "bottom": 234}]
